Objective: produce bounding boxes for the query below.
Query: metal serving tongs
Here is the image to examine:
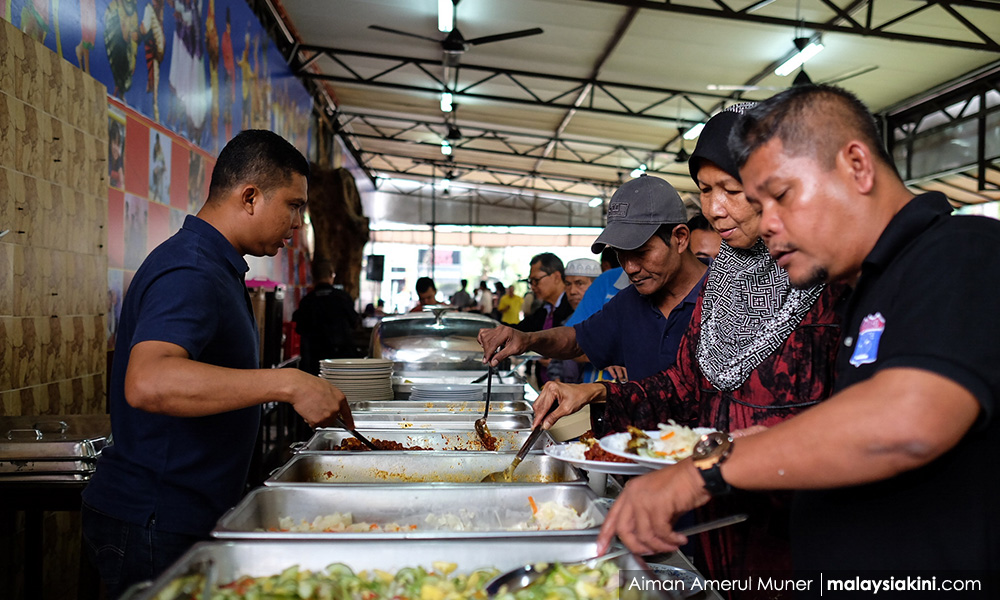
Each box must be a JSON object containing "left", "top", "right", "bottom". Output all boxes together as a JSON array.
[
  {"left": 335, "top": 416, "right": 379, "bottom": 451},
  {"left": 484, "top": 514, "right": 748, "bottom": 596}
]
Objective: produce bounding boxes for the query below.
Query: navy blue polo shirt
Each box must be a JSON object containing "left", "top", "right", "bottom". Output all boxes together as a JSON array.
[
  {"left": 83, "top": 215, "right": 260, "bottom": 536},
  {"left": 574, "top": 271, "right": 707, "bottom": 381}
]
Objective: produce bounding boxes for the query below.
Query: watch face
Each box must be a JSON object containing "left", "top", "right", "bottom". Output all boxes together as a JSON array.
[{"left": 694, "top": 432, "right": 729, "bottom": 460}]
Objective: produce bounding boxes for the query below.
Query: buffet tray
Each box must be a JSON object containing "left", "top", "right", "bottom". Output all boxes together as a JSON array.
[
  {"left": 294, "top": 428, "right": 554, "bottom": 453},
  {"left": 349, "top": 400, "right": 533, "bottom": 415},
  {"left": 122, "top": 539, "right": 673, "bottom": 600},
  {"left": 265, "top": 452, "right": 587, "bottom": 486},
  {"left": 0, "top": 458, "right": 95, "bottom": 475},
  {"left": 0, "top": 414, "right": 110, "bottom": 460},
  {"left": 350, "top": 413, "right": 532, "bottom": 429},
  {"left": 213, "top": 484, "right": 604, "bottom": 540}
]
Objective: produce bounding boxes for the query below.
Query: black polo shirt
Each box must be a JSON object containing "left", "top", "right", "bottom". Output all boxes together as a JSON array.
[{"left": 791, "top": 192, "right": 1000, "bottom": 575}]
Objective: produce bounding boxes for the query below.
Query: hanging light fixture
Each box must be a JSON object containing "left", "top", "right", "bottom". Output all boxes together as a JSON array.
[
  {"left": 588, "top": 196, "right": 603, "bottom": 208},
  {"left": 438, "top": 0, "right": 454, "bottom": 33},
  {"left": 440, "top": 91, "right": 454, "bottom": 113},
  {"left": 441, "top": 140, "right": 452, "bottom": 156},
  {"left": 683, "top": 122, "right": 705, "bottom": 140},
  {"left": 630, "top": 164, "right": 647, "bottom": 178},
  {"left": 775, "top": 36, "right": 824, "bottom": 77}
]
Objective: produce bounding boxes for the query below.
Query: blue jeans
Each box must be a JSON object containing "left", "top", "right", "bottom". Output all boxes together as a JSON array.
[{"left": 81, "top": 502, "right": 205, "bottom": 599}]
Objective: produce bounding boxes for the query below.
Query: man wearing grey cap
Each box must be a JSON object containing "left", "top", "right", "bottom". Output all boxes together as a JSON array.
[{"left": 479, "top": 175, "right": 708, "bottom": 396}]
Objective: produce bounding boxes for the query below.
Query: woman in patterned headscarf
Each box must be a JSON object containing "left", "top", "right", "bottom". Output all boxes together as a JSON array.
[{"left": 533, "top": 104, "right": 846, "bottom": 597}]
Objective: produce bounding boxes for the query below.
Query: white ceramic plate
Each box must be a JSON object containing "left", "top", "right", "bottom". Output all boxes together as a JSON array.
[
  {"left": 599, "top": 427, "right": 716, "bottom": 468},
  {"left": 543, "top": 442, "right": 653, "bottom": 476}
]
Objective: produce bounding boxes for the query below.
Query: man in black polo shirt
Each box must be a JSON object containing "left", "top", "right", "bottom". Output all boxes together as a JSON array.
[{"left": 597, "top": 85, "right": 998, "bottom": 591}]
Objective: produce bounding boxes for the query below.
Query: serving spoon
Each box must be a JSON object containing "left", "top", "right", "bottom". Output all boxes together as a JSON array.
[
  {"left": 481, "top": 401, "right": 557, "bottom": 482},
  {"left": 474, "top": 365, "right": 496, "bottom": 449},
  {"left": 484, "top": 513, "right": 748, "bottom": 596},
  {"left": 335, "top": 416, "right": 379, "bottom": 451}
]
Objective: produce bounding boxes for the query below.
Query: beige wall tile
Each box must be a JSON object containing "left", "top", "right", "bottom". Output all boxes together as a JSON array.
[
  {"left": 0, "top": 92, "right": 15, "bottom": 171},
  {"left": 0, "top": 387, "right": 21, "bottom": 416},
  {"left": 0, "top": 242, "right": 12, "bottom": 317},
  {"left": 0, "top": 167, "right": 14, "bottom": 247},
  {"left": 15, "top": 102, "right": 43, "bottom": 176},
  {"left": 0, "top": 21, "right": 17, "bottom": 97},
  {"left": 43, "top": 53, "right": 65, "bottom": 118},
  {"left": 0, "top": 317, "right": 10, "bottom": 391}
]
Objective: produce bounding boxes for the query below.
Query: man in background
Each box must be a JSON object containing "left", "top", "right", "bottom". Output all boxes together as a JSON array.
[
  {"left": 410, "top": 277, "right": 438, "bottom": 312},
  {"left": 497, "top": 283, "right": 524, "bottom": 324},
  {"left": 450, "top": 279, "right": 473, "bottom": 310},
  {"left": 687, "top": 214, "right": 722, "bottom": 261},
  {"left": 293, "top": 261, "right": 361, "bottom": 375}
]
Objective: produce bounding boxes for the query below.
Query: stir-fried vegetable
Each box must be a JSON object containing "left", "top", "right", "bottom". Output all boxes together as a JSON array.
[{"left": 152, "top": 560, "right": 622, "bottom": 600}]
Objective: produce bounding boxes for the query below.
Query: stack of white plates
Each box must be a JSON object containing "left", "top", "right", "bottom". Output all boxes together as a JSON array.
[
  {"left": 319, "top": 358, "right": 394, "bottom": 401},
  {"left": 409, "top": 383, "right": 483, "bottom": 402}
]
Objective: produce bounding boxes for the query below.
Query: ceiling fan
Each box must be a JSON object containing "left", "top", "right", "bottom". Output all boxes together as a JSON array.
[{"left": 369, "top": 0, "right": 543, "bottom": 67}]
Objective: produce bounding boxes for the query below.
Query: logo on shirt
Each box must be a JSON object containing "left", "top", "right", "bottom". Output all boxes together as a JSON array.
[
  {"left": 607, "top": 202, "right": 629, "bottom": 219},
  {"left": 849, "top": 312, "right": 885, "bottom": 367}
]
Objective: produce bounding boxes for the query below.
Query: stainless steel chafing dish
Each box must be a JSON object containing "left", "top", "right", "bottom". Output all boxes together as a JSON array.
[
  {"left": 349, "top": 400, "right": 533, "bottom": 415},
  {"left": 350, "top": 413, "right": 532, "bottom": 429},
  {"left": 122, "top": 538, "right": 674, "bottom": 600},
  {"left": 370, "top": 307, "right": 499, "bottom": 371},
  {"left": 212, "top": 484, "right": 604, "bottom": 540},
  {"left": 265, "top": 452, "right": 587, "bottom": 486},
  {"left": 392, "top": 371, "right": 530, "bottom": 402},
  {"left": 295, "top": 428, "right": 554, "bottom": 453},
  {"left": 0, "top": 414, "right": 110, "bottom": 480}
]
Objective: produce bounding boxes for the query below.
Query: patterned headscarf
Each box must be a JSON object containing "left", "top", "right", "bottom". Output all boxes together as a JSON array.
[{"left": 691, "top": 103, "right": 824, "bottom": 391}]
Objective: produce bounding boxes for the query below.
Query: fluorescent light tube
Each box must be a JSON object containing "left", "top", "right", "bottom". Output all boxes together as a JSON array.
[
  {"left": 683, "top": 123, "right": 705, "bottom": 140},
  {"left": 438, "top": 0, "right": 454, "bottom": 33},
  {"left": 775, "top": 41, "right": 824, "bottom": 77},
  {"left": 440, "top": 92, "right": 453, "bottom": 113}
]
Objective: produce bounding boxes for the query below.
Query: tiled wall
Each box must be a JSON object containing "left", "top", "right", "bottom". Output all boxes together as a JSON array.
[
  {"left": 0, "top": 17, "right": 108, "bottom": 417},
  {"left": 0, "top": 16, "right": 108, "bottom": 600}
]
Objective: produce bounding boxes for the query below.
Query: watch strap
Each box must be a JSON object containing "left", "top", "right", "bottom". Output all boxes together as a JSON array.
[{"left": 698, "top": 462, "right": 733, "bottom": 496}]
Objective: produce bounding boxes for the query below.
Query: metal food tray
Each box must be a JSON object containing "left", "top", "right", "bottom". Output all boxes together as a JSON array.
[
  {"left": 295, "top": 428, "right": 554, "bottom": 453},
  {"left": 350, "top": 413, "right": 532, "bottom": 429},
  {"left": 123, "top": 539, "right": 674, "bottom": 600},
  {"left": 213, "top": 484, "right": 604, "bottom": 540},
  {"left": 265, "top": 452, "right": 587, "bottom": 486},
  {"left": 0, "top": 414, "right": 110, "bottom": 460},
  {"left": 0, "top": 459, "right": 96, "bottom": 475},
  {"left": 349, "top": 400, "right": 533, "bottom": 415},
  {"left": 393, "top": 371, "right": 527, "bottom": 402}
]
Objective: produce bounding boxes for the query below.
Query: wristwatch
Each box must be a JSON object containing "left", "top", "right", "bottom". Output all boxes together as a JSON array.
[{"left": 691, "top": 432, "right": 734, "bottom": 496}]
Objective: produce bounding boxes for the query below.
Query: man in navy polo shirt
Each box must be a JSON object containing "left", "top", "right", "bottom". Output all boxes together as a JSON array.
[
  {"left": 478, "top": 175, "right": 708, "bottom": 388},
  {"left": 597, "top": 86, "right": 999, "bottom": 593},
  {"left": 82, "top": 130, "right": 354, "bottom": 598}
]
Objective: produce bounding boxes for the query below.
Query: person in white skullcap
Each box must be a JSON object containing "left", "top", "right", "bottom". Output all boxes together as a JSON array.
[{"left": 563, "top": 258, "right": 601, "bottom": 310}]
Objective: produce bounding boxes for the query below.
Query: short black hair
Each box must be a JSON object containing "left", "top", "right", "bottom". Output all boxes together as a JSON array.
[
  {"left": 460, "top": 279, "right": 468, "bottom": 287},
  {"left": 654, "top": 223, "right": 686, "bottom": 247},
  {"left": 208, "top": 130, "right": 309, "bottom": 202},
  {"left": 600, "top": 247, "right": 619, "bottom": 269},
  {"left": 529, "top": 252, "right": 564, "bottom": 278},
  {"left": 415, "top": 277, "right": 436, "bottom": 294},
  {"left": 687, "top": 214, "right": 713, "bottom": 232},
  {"left": 312, "top": 260, "right": 334, "bottom": 281},
  {"left": 730, "top": 84, "right": 899, "bottom": 177}
]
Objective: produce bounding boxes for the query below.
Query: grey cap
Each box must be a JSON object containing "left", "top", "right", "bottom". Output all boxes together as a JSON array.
[
  {"left": 564, "top": 258, "right": 601, "bottom": 278},
  {"left": 591, "top": 175, "right": 687, "bottom": 254}
]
